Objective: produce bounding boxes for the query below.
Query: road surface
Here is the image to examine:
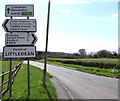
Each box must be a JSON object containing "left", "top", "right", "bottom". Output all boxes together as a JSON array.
[{"left": 23, "top": 61, "right": 119, "bottom": 100}]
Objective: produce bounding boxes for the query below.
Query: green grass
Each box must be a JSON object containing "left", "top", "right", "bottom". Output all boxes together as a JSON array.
[
  {"left": 1, "top": 61, "right": 21, "bottom": 72},
  {"left": 1, "top": 61, "right": 21, "bottom": 95},
  {"left": 1, "top": 61, "right": 57, "bottom": 100},
  {"left": 37, "top": 59, "right": 120, "bottom": 78}
]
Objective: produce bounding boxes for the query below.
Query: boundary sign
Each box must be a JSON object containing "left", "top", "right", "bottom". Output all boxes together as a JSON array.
[{"left": 3, "top": 46, "right": 36, "bottom": 58}]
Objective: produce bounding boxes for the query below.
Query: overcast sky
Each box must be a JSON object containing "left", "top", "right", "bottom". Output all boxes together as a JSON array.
[{"left": 0, "top": 0, "right": 118, "bottom": 54}]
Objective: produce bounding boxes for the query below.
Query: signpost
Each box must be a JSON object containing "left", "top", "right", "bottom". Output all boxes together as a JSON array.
[
  {"left": 3, "top": 4, "right": 37, "bottom": 97},
  {"left": 2, "top": 19, "right": 37, "bottom": 32},
  {"left": 5, "top": 5, "right": 34, "bottom": 17},
  {"left": 5, "top": 32, "right": 37, "bottom": 45}
]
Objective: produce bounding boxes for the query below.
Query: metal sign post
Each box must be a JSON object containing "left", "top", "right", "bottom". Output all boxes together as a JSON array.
[
  {"left": 2, "top": 4, "right": 37, "bottom": 97},
  {"left": 27, "top": 59, "right": 30, "bottom": 96},
  {"left": 9, "top": 59, "right": 12, "bottom": 97},
  {"left": 9, "top": 16, "right": 13, "bottom": 97},
  {"left": 27, "top": 16, "right": 30, "bottom": 96}
]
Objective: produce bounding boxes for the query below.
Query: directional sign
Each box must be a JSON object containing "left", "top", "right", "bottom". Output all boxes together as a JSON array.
[
  {"left": 5, "top": 32, "right": 37, "bottom": 46},
  {"left": 3, "top": 46, "right": 36, "bottom": 58},
  {"left": 2, "top": 19, "right": 37, "bottom": 32},
  {"left": 5, "top": 5, "right": 34, "bottom": 17}
]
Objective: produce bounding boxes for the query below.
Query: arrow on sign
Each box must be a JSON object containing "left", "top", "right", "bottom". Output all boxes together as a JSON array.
[
  {"left": 2, "top": 19, "right": 37, "bottom": 32},
  {"left": 5, "top": 32, "right": 38, "bottom": 46},
  {"left": 2, "top": 19, "right": 9, "bottom": 32},
  {"left": 31, "top": 34, "right": 37, "bottom": 45},
  {"left": 7, "top": 8, "right": 10, "bottom": 14}
]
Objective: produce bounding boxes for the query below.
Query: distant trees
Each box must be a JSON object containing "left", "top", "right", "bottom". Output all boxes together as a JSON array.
[
  {"left": 35, "top": 49, "right": 119, "bottom": 59},
  {"left": 78, "top": 49, "right": 86, "bottom": 58},
  {"left": 78, "top": 49, "right": 118, "bottom": 58},
  {"left": 96, "top": 50, "right": 113, "bottom": 58}
]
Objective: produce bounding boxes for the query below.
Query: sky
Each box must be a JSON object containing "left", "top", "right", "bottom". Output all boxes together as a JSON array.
[{"left": 0, "top": 0, "right": 118, "bottom": 54}]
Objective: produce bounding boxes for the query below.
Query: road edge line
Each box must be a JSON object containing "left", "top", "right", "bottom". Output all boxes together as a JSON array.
[{"left": 53, "top": 76, "right": 75, "bottom": 101}]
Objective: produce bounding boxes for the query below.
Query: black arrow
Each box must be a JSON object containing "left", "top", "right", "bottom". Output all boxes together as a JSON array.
[
  {"left": 2, "top": 19, "right": 9, "bottom": 32},
  {"left": 7, "top": 8, "right": 10, "bottom": 14},
  {"left": 31, "top": 34, "right": 37, "bottom": 45}
]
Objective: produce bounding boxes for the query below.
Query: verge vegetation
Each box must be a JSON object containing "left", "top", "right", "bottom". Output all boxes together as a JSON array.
[
  {"left": 1, "top": 61, "right": 57, "bottom": 100},
  {"left": 37, "top": 58, "right": 120, "bottom": 78}
]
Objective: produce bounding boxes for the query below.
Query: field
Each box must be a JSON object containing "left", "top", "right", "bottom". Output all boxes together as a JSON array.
[
  {"left": 1, "top": 61, "right": 57, "bottom": 100},
  {"left": 38, "top": 58, "right": 120, "bottom": 78}
]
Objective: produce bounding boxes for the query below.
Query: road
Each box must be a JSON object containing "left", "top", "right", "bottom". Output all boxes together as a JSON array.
[{"left": 23, "top": 61, "right": 119, "bottom": 100}]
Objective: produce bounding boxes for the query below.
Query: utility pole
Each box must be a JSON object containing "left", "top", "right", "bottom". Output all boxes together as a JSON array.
[{"left": 43, "top": 0, "right": 51, "bottom": 87}]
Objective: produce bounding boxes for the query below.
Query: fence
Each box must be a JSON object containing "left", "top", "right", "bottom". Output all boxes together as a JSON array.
[{"left": 0, "top": 61, "right": 23, "bottom": 97}]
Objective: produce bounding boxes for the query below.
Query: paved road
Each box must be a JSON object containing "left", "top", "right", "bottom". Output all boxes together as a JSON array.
[{"left": 23, "top": 61, "right": 119, "bottom": 100}]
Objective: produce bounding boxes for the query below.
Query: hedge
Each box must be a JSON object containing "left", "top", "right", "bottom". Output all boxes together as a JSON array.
[{"left": 48, "top": 59, "right": 120, "bottom": 69}]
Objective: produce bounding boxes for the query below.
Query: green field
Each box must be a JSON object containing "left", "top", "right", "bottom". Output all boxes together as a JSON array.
[{"left": 1, "top": 61, "right": 57, "bottom": 100}]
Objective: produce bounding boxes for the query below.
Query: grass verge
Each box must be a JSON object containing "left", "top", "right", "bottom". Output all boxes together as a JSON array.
[
  {"left": 1, "top": 61, "right": 57, "bottom": 100},
  {"left": 37, "top": 59, "right": 120, "bottom": 78}
]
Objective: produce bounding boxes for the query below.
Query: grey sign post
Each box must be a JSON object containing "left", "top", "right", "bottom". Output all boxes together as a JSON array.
[{"left": 3, "top": 4, "right": 37, "bottom": 97}]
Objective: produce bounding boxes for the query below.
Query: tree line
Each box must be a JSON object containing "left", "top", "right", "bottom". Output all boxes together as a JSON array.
[
  {"left": 36, "top": 49, "right": 119, "bottom": 59},
  {"left": 77, "top": 49, "right": 119, "bottom": 58}
]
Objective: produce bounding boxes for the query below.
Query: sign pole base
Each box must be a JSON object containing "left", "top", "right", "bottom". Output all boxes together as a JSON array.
[
  {"left": 9, "top": 59, "right": 12, "bottom": 97},
  {"left": 28, "top": 59, "right": 30, "bottom": 96}
]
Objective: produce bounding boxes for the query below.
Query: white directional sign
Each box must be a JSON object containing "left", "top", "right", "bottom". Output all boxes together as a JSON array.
[
  {"left": 3, "top": 46, "right": 36, "bottom": 58},
  {"left": 5, "top": 5, "right": 34, "bottom": 17},
  {"left": 2, "top": 19, "right": 37, "bottom": 32},
  {"left": 5, "top": 32, "right": 37, "bottom": 46}
]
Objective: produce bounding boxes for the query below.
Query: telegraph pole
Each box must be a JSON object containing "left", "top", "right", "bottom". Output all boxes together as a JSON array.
[{"left": 43, "top": 0, "right": 51, "bottom": 87}]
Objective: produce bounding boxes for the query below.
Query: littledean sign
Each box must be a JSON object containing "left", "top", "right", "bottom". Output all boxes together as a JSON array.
[{"left": 3, "top": 46, "right": 36, "bottom": 58}]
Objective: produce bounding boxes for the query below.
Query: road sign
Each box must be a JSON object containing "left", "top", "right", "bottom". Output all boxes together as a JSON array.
[
  {"left": 5, "top": 5, "right": 34, "bottom": 17},
  {"left": 2, "top": 19, "right": 37, "bottom": 32},
  {"left": 3, "top": 46, "right": 36, "bottom": 58},
  {"left": 5, "top": 32, "right": 37, "bottom": 46}
]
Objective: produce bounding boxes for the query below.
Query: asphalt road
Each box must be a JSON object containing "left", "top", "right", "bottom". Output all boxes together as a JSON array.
[{"left": 23, "top": 61, "right": 119, "bottom": 100}]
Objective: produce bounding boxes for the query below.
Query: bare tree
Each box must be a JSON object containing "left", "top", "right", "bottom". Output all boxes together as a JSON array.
[{"left": 78, "top": 49, "right": 86, "bottom": 58}]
